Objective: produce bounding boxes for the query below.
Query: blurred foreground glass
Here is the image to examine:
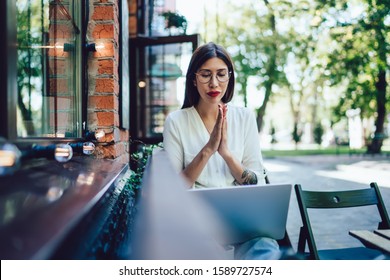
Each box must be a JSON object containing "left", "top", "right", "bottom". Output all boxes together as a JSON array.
[
  {"left": 16, "top": 0, "right": 81, "bottom": 138},
  {"left": 54, "top": 143, "right": 73, "bottom": 162},
  {"left": 82, "top": 142, "right": 95, "bottom": 155},
  {"left": 0, "top": 140, "right": 22, "bottom": 176}
]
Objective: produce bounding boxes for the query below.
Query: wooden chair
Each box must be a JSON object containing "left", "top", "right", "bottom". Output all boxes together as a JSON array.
[{"left": 294, "top": 182, "right": 390, "bottom": 259}]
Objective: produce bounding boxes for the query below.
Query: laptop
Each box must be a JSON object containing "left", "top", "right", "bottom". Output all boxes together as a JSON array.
[{"left": 188, "top": 183, "right": 292, "bottom": 245}]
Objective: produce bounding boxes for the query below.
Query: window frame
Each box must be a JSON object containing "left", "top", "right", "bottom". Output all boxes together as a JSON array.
[
  {"left": 129, "top": 34, "right": 199, "bottom": 144},
  {"left": 1, "top": 0, "right": 86, "bottom": 144},
  {"left": 0, "top": 0, "right": 18, "bottom": 140}
]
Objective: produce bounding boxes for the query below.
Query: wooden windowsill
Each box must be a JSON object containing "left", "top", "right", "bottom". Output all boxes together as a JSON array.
[{"left": 0, "top": 156, "right": 129, "bottom": 259}]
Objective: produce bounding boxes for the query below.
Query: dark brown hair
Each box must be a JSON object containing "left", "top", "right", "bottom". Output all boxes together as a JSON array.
[{"left": 182, "top": 42, "right": 235, "bottom": 109}]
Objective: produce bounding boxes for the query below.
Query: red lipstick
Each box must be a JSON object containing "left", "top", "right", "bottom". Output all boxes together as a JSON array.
[{"left": 207, "top": 91, "right": 220, "bottom": 97}]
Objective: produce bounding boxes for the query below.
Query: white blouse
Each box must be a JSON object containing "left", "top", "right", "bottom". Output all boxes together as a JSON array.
[{"left": 163, "top": 104, "right": 266, "bottom": 188}]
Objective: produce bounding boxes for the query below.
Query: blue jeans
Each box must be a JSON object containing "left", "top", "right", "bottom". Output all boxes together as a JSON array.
[{"left": 234, "top": 237, "right": 281, "bottom": 260}]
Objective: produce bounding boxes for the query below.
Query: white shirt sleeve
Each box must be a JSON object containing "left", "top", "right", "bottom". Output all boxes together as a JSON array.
[{"left": 162, "top": 113, "right": 184, "bottom": 173}]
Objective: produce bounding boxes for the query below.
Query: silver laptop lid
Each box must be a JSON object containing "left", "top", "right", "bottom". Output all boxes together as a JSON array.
[{"left": 189, "top": 184, "right": 292, "bottom": 245}]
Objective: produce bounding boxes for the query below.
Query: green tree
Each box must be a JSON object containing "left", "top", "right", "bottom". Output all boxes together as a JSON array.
[
  {"left": 266, "top": 2, "right": 330, "bottom": 145},
  {"left": 284, "top": 30, "right": 316, "bottom": 147},
  {"left": 161, "top": 11, "right": 187, "bottom": 35},
  {"left": 313, "top": 122, "right": 324, "bottom": 146},
  {"left": 217, "top": 0, "right": 329, "bottom": 135},
  {"left": 270, "top": 123, "right": 277, "bottom": 144},
  {"left": 315, "top": 0, "right": 389, "bottom": 153},
  {"left": 16, "top": 1, "right": 43, "bottom": 135},
  {"left": 217, "top": 0, "right": 291, "bottom": 131},
  {"left": 292, "top": 123, "right": 303, "bottom": 149}
]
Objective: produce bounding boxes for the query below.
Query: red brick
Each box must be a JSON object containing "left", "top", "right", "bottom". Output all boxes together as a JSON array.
[
  {"left": 95, "top": 78, "right": 119, "bottom": 94},
  {"left": 95, "top": 142, "right": 126, "bottom": 159},
  {"left": 89, "top": 95, "right": 118, "bottom": 111},
  {"left": 129, "top": 17, "right": 137, "bottom": 37},
  {"left": 95, "top": 0, "right": 112, "bottom": 3},
  {"left": 97, "top": 59, "right": 115, "bottom": 75},
  {"left": 96, "top": 111, "right": 119, "bottom": 126},
  {"left": 92, "top": 24, "right": 115, "bottom": 39},
  {"left": 119, "top": 129, "right": 129, "bottom": 142},
  {"left": 129, "top": 0, "right": 137, "bottom": 14},
  {"left": 96, "top": 111, "right": 114, "bottom": 126},
  {"left": 93, "top": 42, "right": 116, "bottom": 58},
  {"left": 102, "top": 131, "right": 114, "bottom": 143},
  {"left": 92, "top": 6, "right": 115, "bottom": 20}
]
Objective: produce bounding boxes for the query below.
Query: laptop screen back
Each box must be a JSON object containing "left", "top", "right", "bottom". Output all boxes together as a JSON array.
[{"left": 189, "top": 184, "right": 292, "bottom": 245}]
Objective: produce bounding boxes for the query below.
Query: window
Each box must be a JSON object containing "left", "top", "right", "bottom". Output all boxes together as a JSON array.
[
  {"left": 129, "top": 35, "right": 199, "bottom": 144},
  {"left": 16, "top": 0, "right": 82, "bottom": 138}
]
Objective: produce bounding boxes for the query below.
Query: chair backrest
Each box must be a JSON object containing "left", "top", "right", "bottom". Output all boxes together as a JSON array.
[{"left": 295, "top": 182, "right": 390, "bottom": 259}]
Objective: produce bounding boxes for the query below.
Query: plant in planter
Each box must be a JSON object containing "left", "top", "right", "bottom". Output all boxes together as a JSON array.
[
  {"left": 125, "top": 142, "right": 162, "bottom": 195},
  {"left": 161, "top": 11, "right": 187, "bottom": 35}
]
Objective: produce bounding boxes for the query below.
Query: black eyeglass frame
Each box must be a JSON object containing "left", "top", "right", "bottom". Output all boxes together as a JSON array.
[{"left": 194, "top": 70, "right": 232, "bottom": 84}]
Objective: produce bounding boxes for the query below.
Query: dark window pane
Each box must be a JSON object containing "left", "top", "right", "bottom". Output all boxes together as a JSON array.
[{"left": 16, "top": 0, "right": 81, "bottom": 138}]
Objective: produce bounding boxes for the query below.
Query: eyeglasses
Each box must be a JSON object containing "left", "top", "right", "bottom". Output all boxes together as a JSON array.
[{"left": 195, "top": 69, "right": 232, "bottom": 84}]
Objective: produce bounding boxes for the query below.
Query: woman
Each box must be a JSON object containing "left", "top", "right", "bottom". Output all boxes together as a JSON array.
[{"left": 163, "top": 42, "right": 281, "bottom": 259}]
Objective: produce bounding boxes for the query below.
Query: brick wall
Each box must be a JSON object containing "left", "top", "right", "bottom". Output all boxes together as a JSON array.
[
  {"left": 47, "top": 0, "right": 129, "bottom": 161},
  {"left": 88, "top": 0, "right": 129, "bottom": 163}
]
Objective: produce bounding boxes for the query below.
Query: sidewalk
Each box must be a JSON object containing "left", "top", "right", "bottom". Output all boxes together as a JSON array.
[
  {"left": 264, "top": 154, "right": 390, "bottom": 253},
  {"left": 269, "top": 154, "right": 390, "bottom": 187}
]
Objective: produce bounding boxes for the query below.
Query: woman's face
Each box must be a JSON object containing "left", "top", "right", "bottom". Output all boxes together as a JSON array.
[{"left": 194, "top": 57, "right": 230, "bottom": 106}]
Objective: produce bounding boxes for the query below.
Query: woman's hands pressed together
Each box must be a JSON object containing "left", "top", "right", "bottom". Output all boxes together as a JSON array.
[
  {"left": 207, "top": 104, "right": 230, "bottom": 158},
  {"left": 207, "top": 104, "right": 225, "bottom": 153},
  {"left": 207, "top": 104, "right": 257, "bottom": 186},
  {"left": 217, "top": 104, "right": 229, "bottom": 158}
]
